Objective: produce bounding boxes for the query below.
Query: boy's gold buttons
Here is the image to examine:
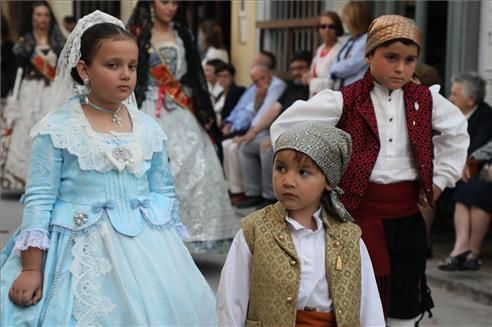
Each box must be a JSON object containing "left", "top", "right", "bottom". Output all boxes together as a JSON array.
[
  {"left": 290, "top": 260, "right": 297, "bottom": 266},
  {"left": 286, "top": 297, "right": 293, "bottom": 303}
]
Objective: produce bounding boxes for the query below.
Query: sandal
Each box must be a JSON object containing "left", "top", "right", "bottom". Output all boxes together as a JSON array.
[
  {"left": 438, "top": 250, "right": 471, "bottom": 271},
  {"left": 463, "top": 256, "right": 482, "bottom": 271}
]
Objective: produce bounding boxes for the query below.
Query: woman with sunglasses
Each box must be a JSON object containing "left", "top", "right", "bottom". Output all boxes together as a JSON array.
[{"left": 307, "top": 11, "right": 344, "bottom": 96}]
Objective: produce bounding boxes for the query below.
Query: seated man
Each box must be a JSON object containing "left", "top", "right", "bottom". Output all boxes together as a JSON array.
[
  {"left": 222, "top": 61, "right": 286, "bottom": 202},
  {"left": 235, "top": 51, "right": 312, "bottom": 208}
]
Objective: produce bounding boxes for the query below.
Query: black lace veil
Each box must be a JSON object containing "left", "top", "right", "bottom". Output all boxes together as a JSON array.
[{"left": 127, "top": 1, "right": 223, "bottom": 157}]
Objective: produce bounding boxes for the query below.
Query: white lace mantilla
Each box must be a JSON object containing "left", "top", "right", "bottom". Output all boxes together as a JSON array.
[
  {"left": 70, "top": 223, "right": 115, "bottom": 325},
  {"left": 13, "top": 228, "right": 50, "bottom": 256},
  {"left": 30, "top": 98, "right": 166, "bottom": 176}
]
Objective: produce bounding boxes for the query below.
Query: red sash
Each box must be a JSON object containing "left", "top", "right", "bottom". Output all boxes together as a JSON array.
[
  {"left": 349, "top": 181, "right": 419, "bottom": 316},
  {"left": 150, "top": 62, "right": 192, "bottom": 118},
  {"left": 31, "top": 55, "right": 55, "bottom": 81},
  {"left": 296, "top": 310, "right": 337, "bottom": 327}
]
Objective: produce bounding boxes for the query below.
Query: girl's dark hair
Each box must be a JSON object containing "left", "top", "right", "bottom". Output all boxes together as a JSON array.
[
  {"left": 366, "top": 38, "right": 420, "bottom": 57},
  {"left": 22, "top": 1, "right": 56, "bottom": 36},
  {"left": 70, "top": 23, "right": 136, "bottom": 85},
  {"left": 127, "top": 0, "right": 223, "bottom": 160}
]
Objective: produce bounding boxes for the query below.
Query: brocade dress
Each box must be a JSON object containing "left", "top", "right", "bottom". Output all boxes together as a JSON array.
[
  {"left": 2, "top": 45, "right": 58, "bottom": 190},
  {"left": 140, "top": 34, "right": 239, "bottom": 254}
]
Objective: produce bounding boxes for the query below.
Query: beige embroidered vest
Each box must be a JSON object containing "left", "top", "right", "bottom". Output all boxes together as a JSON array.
[{"left": 241, "top": 202, "right": 362, "bottom": 327}]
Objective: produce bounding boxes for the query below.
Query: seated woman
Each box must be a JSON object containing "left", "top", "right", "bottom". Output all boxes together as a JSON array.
[{"left": 439, "top": 72, "right": 492, "bottom": 271}]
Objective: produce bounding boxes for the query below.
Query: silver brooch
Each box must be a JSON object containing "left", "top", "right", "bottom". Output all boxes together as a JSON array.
[
  {"left": 73, "top": 211, "right": 88, "bottom": 226},
  {"left": 112, "top": 147, "right": 134, "bottom": 165}
]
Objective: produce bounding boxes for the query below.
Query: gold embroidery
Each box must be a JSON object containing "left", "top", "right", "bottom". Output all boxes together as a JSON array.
[
  {"left": 241, "top": 202, "right": 362, "bottom": 327},
  {"left": 336, "top": 256, "right": 343, "bottom": 271}
]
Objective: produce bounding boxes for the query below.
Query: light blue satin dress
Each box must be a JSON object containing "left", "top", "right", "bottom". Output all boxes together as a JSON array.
[{"left": 0, "top": 97, "right": 216, "bottom": 326}]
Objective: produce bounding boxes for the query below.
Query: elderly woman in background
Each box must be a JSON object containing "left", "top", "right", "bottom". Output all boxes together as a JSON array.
[
  {"left": 305, "top": 11, "right": 344, "bottom": 96},
  {"left": 328, "top": 1, "right": 371, "bottom": 90},
  {"left": 439, "top": 72, "right": 492, "bottom": 271}
]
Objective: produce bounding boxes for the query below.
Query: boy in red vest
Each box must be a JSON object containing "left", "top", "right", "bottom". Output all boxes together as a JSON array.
[{"left": 271, "top": 15, "right": 469, "bottom": 326}]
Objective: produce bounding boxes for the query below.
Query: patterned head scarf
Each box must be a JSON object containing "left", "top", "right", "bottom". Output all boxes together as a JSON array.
[
  {"left": 365, "top": 14, "right": 422, "bottom": 56},
  {"left": 274, "top": 122, "right": 354, "bottom": 222}
]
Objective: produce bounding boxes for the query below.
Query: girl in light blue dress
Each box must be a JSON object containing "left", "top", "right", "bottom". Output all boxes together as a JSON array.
[{"left": 0, "top": 11, "right": 216, "bottom": 326}]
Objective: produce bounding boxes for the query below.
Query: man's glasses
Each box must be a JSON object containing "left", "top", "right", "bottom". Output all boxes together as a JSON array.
[{"left": 318, "top": 24, "right": 336, "bottom": 30}]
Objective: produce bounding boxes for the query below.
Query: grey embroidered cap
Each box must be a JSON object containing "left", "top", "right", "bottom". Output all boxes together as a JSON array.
[{"left": 274, "top": 121, "right": 354, "bottom": 222}]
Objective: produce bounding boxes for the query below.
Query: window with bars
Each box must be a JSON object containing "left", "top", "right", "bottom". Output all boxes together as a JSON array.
[{"left": 256, "top": 1, "right": 324, "bottom": 77}]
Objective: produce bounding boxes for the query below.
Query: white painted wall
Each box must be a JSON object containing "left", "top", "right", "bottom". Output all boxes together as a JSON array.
[{"left": 49, "top": 1, "right": 72, "bottom": 28}]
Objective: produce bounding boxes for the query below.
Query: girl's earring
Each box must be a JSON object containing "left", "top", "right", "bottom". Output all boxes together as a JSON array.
[
  {"left": 79, "top": 78, "right": 91, "bottom": 104},
  {"left": 150, "top": 5, "right": 155, "bottom": 21},
  {"left": 128, "top": 95, "right": 133, "bottom": 105}
]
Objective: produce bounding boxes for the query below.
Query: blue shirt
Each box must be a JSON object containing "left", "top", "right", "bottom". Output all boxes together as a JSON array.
[
  {"left": 329, "top": 33, "right": 368, "bottom": 89},
  {"left": 225, "top": 76, "right": 286, "bottom": 132}
]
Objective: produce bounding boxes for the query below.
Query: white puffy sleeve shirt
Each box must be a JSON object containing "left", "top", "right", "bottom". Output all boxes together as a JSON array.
[
  {"left": 270, "top": 85, "right": 469, "bottom": 190},
  {"left": 216, "top": 211, "right": 385, "bottom": 327}
]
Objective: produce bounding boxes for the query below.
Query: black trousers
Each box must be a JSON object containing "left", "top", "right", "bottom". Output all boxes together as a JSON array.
[{"left": 383, "top": 213, "right": 434, "bottom": 319}]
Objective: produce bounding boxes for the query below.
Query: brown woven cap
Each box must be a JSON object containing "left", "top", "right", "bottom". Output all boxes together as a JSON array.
[{"left": 365, "top": 15, "right": 422, "bottom": 56}]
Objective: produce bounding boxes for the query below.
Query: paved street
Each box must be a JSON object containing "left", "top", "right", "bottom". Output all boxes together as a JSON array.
[{"left": 1, "top": 193, "right": 491, "bottom": 326}]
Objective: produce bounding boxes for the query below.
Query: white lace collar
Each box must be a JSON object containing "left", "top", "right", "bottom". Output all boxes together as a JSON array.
[{"left": 31, "top": 97, "right": 166, "bottom": 176}]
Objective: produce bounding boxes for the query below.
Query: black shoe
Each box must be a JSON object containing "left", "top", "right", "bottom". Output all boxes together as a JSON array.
[
  {"left": 463, "top": 256, "right": 482, "bottom": 271},
  {"left": 236, "top": 196, "right": 263, "bottom": 208},
  {"left": 438, "top": 250, "right": 471, "bottom": 271},
  {"left": 255, "top": 198, "right": 277, "bottom": 210}
]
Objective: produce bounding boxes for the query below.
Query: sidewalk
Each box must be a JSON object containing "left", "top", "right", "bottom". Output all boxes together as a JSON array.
[{"left": 426, "top": 230, "right": 492, "bottom": 306}]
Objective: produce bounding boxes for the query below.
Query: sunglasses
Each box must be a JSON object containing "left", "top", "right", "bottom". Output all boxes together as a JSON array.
[{"left": 318, "top": 24, "right": 336, "bottom": 30}]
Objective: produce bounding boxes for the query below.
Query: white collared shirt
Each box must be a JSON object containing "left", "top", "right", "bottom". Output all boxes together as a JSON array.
[
  {"left": 216, "top": 210, "right": 385, "bottom": 326},
  {"left": 270, "top": 84, "right": 469, "bottom": 191}
]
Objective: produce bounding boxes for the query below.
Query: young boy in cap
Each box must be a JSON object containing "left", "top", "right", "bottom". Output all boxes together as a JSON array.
[
  {"left": 271, "top": 15, "right": 469, "bottom": 325},
  {"left": 217, "top": 122, "right": 385, "bottom": 327}
]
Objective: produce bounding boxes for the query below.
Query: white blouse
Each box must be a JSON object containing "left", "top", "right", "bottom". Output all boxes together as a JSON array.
[
  {"left": 270, "top": 84, "right": 469, "bottom": 191},
  {"left": 216, "top": 210, "right": 385, "bottom": 327},
  {"left": 310, "top": 42, "right": 342, "bottom": 96},
  {"left": 201, "top": 47, "right": 229, "bottom": 67}
]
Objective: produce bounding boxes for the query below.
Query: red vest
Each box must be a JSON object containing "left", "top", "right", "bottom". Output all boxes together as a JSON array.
[{"left": 337, "top": 72, "right": 434, "bottom": 210}]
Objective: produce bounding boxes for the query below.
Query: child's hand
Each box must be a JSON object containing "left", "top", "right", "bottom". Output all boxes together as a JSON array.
[
  {"left": 9, "top": 271, "right": 43, "bottom": 306},
  {"left": 462, "top": 163, "right": 471, "bottom": 182},
  {"left": 418, "top": 184, "right": 442, "bottom": 208}
]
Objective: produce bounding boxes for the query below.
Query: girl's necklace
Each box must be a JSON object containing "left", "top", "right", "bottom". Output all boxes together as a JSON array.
[{"left": 87, "top": 100, "right": 123, "bottom": 127}]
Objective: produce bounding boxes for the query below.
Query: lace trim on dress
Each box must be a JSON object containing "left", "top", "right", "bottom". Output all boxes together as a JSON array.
[
  {"left": 13, "top": 228, "right": 50, "bottom": 256},
  {"left": 30, "top": 97, "right": 166, "bottom": 176},
  {"left": 70, "top": 223, "right": 115, "bottom": 325}
]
